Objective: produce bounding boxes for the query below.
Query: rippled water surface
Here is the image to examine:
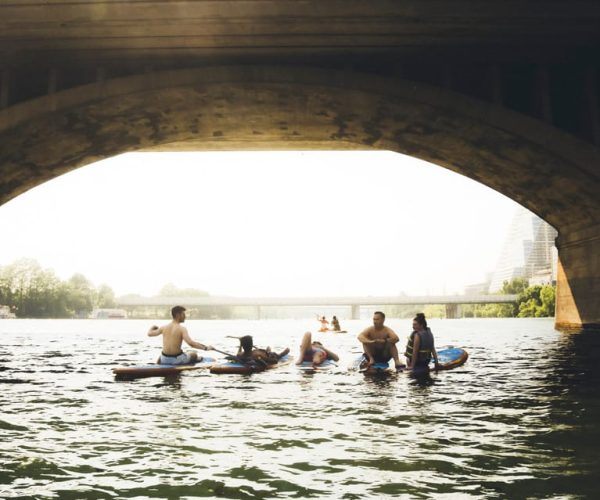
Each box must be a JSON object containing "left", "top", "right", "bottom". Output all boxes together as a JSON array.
[{"left": 1, "top": 318, "right": 600, "bottom": 499}]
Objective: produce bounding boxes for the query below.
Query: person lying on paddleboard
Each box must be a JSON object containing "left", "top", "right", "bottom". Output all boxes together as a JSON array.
[
  {"left": 296, "top": 331, "right": 339, "bottom": 368},
  {"left": 404, "top": 313, "right": 440, "bottom": 372},
  {"left": 357, "top": 311, "right": 405, "bottom": 371},
  {"left": 331, "top": 316, "right": 342, "bottom": 332},
  {"left": 147, "top": 305, "right": 213, "bottom": 365},
  {"left": 236, "top": 335, "right": 290, "bottom": 366}
]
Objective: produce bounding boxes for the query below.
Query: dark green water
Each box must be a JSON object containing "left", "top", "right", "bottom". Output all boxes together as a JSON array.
[{"left": 1, "top": 318, "right": 599, "bottom": 499}]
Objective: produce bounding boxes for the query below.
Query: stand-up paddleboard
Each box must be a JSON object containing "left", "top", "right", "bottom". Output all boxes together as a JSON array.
[
  {"left": 434, "top": 346, "right": 468, "bottom": 370},
  {"left": 297, "top": 359, "right": 338, "bottom": 371},
  {"left": 112, "top": 356, "right": 216, "bottom": 380},
  {"left": 350, "top": 346, "right": 468, "bottom": 375},
  {"left": 210, "top": 354, "right": 293, "bottom": 374},
  {"left": 349, "top": 355, "right": 396, "bottom": 374}
]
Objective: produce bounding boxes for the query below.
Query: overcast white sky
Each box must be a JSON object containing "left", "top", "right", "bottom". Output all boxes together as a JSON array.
[{"left": 0, "top": 151, "right": 521, "bottom": 297}]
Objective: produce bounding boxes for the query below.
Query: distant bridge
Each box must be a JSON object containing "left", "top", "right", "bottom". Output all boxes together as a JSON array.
[{"left": 117, "top": 295, "right": 517, "bottom": 319}]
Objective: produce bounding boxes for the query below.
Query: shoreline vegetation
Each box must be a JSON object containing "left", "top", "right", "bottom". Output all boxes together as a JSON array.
[{"left": 0, "top": 259, "right": 555, "bottom": 320}]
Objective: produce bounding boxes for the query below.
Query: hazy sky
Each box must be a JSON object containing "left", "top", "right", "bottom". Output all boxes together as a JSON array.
[{"left": 0, "top": 151, "right": 521, "bottom": 297}]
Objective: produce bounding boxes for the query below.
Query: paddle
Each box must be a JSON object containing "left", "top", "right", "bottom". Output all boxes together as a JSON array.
[{"left": 209, "top": 347, "right": 267, "bottom": 368}]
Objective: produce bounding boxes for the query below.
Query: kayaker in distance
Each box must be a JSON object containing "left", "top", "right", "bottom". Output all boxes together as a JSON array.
[
  {"left": 147, "top": 305, "right": 213, "bottom": 365},
  {"left": 296, "top": 331, "right": 339, "bottom": 368},
  {"left": 331, "top": 316, "right": 341, "bottom": 332},
  {"left": 237, "top": 335, "right": 290, "bottom": 365},
  {"left": 357, "top": 311, "right": 405, "bottom": 371},
  {"left": 405, "top": 313, "right": 440, "bottom": 372}
]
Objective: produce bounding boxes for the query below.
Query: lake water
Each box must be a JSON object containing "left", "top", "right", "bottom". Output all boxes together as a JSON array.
[{"left": 1, "top": 318, "right": 599, "bottom": 499}]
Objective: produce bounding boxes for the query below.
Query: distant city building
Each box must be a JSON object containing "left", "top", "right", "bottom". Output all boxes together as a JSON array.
[{"left": 488, "top": 207, "right": 558, "bottom": 292}]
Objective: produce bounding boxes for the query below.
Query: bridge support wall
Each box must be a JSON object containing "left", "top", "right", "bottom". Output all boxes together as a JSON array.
[
  {"left": 351, "top": 305, "right": 360, "bottom": 320},
  {"left": 445, "top": 304, "right": 462, "bottom": 319},
  {"left": 556, "top": 224, "right": 600, "bottom": 330}
]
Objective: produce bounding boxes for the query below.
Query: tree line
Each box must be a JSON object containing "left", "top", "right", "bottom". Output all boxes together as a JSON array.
[
  {"left": 0, "top": 259, "right": 115, "bottom": 318},
  {"left": 461, "top": 278, "right": 555, "bottom": 318},
  {"left": 384, "top": 278, "right": 555, "bottom": 319},
  {"left": 0, "top": 259, "right": 555, "bottom": 319}
]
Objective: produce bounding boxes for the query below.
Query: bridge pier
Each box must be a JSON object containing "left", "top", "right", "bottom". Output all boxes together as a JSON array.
[
  {"left": 556, "top": 224, "right": 600, "bottom": 330},
  {"left": 445, "top": 304, "right": 461, "bottom": 319},
  {"left": 351, "top": 304, "right": 360, "bottom": 320},
  {"left": 256, "top": 306, "right": 261, "bottom": 320}
]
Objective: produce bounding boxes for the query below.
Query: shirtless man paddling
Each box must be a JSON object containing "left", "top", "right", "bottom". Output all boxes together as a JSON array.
[
  {"left": 147, "top": 305, "right": 213, "bottom": 365},
  {"left": 357, "top": 311, "right": 405, "bottom": 371}
]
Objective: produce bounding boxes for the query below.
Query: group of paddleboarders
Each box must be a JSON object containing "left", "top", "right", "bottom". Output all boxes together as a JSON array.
[
  {"left": 148, "top": 306, "right": 439, "bottom": 373},
  {"left": 317, "top": 315, "right": 342, "bottom": 332}
]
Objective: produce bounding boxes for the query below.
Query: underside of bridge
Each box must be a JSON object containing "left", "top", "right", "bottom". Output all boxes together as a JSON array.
[{"left": 0, "top": 1, "right": 599, "bottom": 328}]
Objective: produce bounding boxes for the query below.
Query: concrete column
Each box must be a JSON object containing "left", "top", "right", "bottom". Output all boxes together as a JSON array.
[
  {"left": 445, "top": 304, "right": 459, "bottom": 319},
  {"left": 256, "top": 306, "right": 261, "bottom": 320},
  {"left": 555, "top": 224, "right": 600, "bottom": 330},
  {"left": 351, "top": 304, "right": 360, "bottom": 320}
]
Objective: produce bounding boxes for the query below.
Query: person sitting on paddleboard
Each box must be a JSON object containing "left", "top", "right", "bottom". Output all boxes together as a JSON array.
[
  {"left": 296, "top": 331, "right": 339, "bottom": 368},
  {"left": 331, "top": 316, "right": 342, "bottom": 332},
  {"left": 404, "top": 313, "right": 440, "bottom": 372},
  {"left": 357, "top": 311, "right": 405, "bottom": 371},
  {"left": 236, "top": 335, "right": 290, "bottom": 366},
  {"left": 147, "top": 305, "right": 213, "bottom": 365},
  {"left": 317, "top": 315, "right": 329, "bottom": 332}
]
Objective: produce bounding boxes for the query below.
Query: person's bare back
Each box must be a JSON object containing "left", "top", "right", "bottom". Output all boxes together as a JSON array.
[
  {"left": 154, "top": 321, "right": 187, "bottom": 355},
  {"left": 147, "top": 306, "right": 212, "bottom": 365}
]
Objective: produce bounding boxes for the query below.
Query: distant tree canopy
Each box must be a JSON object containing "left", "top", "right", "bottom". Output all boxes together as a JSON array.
[
  {"left": 0, "top": 259, "right": 116, "bottom": 318},
  {"left": 517, "top": 284, "right": 555, "bottom": 318},
  {"left": 462, "top": 278, "right": 555, "bottom": 318}
]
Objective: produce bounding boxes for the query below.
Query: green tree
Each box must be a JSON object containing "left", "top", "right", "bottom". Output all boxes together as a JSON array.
[
  {"left": 499, "top": 277, "right": 529, "bottom": 295},
  {"left": 66, "top": 273, "right": 95, "bottom": 318},
  {"left": 96, "top": 284, "right": 116, "bottom": 308},
  {"left": 518, "top": 284, "right": 555, "bottom": 317},
  {"left": 539, "top": 284, "right": 556, "bottom": 316},
  {"left": 0, "top": 259, "right": 71, "bottom": 317}
]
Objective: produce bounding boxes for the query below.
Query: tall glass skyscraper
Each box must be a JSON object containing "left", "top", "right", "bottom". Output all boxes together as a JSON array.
[{"left": 488, "top": 206, "right": 558, "bottom": 293}]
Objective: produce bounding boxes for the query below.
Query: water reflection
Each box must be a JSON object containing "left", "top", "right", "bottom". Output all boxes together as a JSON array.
[{"left": 1, "top": 318, "right": 599, "bottom": 498}]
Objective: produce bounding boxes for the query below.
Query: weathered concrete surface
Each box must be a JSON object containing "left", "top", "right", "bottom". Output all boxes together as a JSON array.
[
  {"left": 556, "top": 224, "right": 600, "bottom": 330},
  {"left": 1, "top": 67, "right": 599, "bottom": 232},
  {"left": 1, "top": 65, "right": 599, "bottom": 328},
  {"left": 2, "top": 1, "right": 600, "bottom": 66}
]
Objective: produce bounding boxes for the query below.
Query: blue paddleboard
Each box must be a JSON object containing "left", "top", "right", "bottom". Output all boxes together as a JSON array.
[
  {"left": 350, "top": 355, "right": 395, "bottom": 374},
  {"left": 210, "top": 354, "right": 293, "bottom": 374},
  {"left": 433, "top": 346, "right": 468, "bottom": 370},
  {"left": 297, "top": 358, "right": 338, "bottom": 371}
]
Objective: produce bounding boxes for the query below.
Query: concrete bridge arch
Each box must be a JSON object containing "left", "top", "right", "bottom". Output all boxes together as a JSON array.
[{"left": 0, "top": 66, "right": 598, "bottom": 328}]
